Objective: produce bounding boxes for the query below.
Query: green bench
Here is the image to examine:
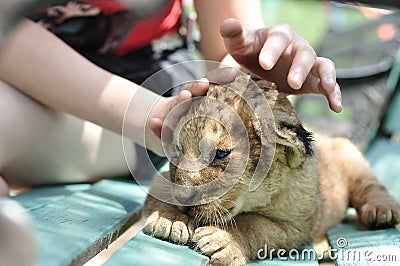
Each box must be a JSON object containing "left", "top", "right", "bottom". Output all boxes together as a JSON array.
[{"left": 8, "top": 179, "right": 147, "bottom": 266}]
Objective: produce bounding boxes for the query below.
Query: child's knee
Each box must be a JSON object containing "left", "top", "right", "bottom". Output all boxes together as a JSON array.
[{"left": 0, "top": 175, "right": 10, "bottom": 197}]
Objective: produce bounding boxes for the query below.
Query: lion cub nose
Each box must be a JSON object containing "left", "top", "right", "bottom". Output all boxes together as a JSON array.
[{"left": 174, "top": 186, "right": 199, "bottom": 205}]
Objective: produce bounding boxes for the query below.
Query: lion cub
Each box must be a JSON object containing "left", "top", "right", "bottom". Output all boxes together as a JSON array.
[{"left": 142, "top": 75, "right": 400, "bottom": 265}]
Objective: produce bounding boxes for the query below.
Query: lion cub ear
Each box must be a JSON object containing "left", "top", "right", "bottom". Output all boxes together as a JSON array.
[
  {"left": 232, "top": 75, "right": 314, "bottom": 168},
  {"left": 248, "top": 76, "right": 314, "bottom": 168},
  {"left": 275, "top": 121, "right": 314, "bottom": 168}
]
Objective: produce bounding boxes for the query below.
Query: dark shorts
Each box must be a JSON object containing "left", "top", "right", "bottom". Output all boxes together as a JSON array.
[{"left": 82, "top": 46, "right": 202, "bottom": 179}]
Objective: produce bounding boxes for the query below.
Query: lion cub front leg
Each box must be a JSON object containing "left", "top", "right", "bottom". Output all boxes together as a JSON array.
[
  {"left": 143, "top": 195, "right": 194, "bottom": 244},
  {"left": 142, "top": 174, "right": 194, "bottom": 244},
  {"left": 193, "top": 226, "right": 246, "bottom": 266},
  {"left": 350, "top": 173, "right": 400, "bottom": 228},
  {"left": 340, "top": 139, "right": 400, "bottom": 228},
  {"left": 192, "top": 213, "right": 311, "bottom": 266}
]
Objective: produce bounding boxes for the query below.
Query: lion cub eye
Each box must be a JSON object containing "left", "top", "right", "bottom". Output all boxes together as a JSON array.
[{"left": 215, "top": 149, "right": 231, "bottom": 160}]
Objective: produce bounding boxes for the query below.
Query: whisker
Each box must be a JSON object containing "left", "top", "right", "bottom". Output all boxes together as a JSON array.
[
  {"left": 214, "top": 205, "right": 224, "bottom": 230},
  {"left": 230, "top": 216, "right": 237, "bottom": 230},
  {"left": 220, "top": 198, "right": 237, "bottom": 206},
  {"left": 198, "top": 209, "right": 205, "bottom": 227},
  {"left": 194, "top": 211, "right": 200, "bottom": 227},
  {"left": 219, "top": 203, "right": 238, "bottom": 231},
  {"left": 212, "top": 204, "right": 219, "bottom": 228},
  {"left": 222, "top": 205, "right": 230, "bottom": 230}
]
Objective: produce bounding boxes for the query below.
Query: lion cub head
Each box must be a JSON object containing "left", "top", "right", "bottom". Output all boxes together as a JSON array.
[{"left": 167, "top": 75, "right": 314, "bottom": 226}]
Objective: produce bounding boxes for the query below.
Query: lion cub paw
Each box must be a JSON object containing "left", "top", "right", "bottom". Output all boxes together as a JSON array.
[
  {"left": 359, "top": 197, "right": 400, "bottom": 228},
  {"left": 144, "top": 211, "right": 193, "bottom": 244},
  {"left": 193, "top": 226, "right": 247, "bottom": 266}
]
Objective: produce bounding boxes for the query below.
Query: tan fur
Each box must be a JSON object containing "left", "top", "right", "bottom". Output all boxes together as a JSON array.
[{"left": 142, "top": 75, "right": 400, "bottom": 265}]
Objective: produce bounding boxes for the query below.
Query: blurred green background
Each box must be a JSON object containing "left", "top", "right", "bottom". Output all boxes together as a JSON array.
[{"left": 261, "top": 0, "right": 372, "bottom": 48}]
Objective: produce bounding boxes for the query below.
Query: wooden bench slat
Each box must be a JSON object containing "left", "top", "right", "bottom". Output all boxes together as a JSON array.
[
  {"left": 105, "top": 231, "right": 210, "bottom": 265},
  {"left": 13, "top": 179, "right": 147, "bottom": 266},
  {"left": 384, "top": 91, "right": 400, "bottom": 135},
  {"left": 328, "top": 223, "right": 400, "bottom": 246},
  {"left": 383, "top": 48, "right": 400, "bottom": 135},
  {"left": 12, "top": 183, "right": 91, "bottom": 211},
  {"left": 107, "top": 230, "right": 318, "bottom": 265},
  {"left": 327, "top": 223, "right": 400, "bottom": 266},
  {"left": 365, "top": 138, "right": 400, "bottom": 199}
]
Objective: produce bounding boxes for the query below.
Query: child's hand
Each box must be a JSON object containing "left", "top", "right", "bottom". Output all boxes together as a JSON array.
[
  {"left": 148, "top": 68, "right": 238, "bottom": 155},
  {"left": 220, "top": 18, "right": 342, "bottom": 113}
]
